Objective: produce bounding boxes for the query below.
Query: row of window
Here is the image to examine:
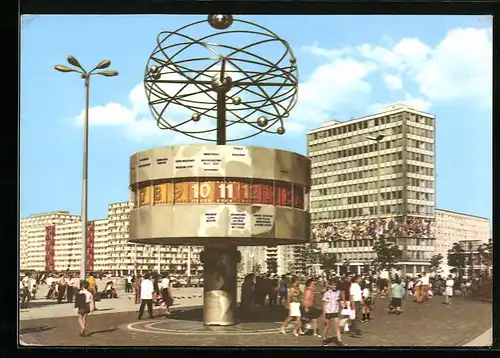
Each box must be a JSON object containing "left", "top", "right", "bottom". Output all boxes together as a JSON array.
[
  {"left": 312, "top": 190, "right": 404, "bottom": 208},
  {"left": 312, "top": 204, "right": 435, "bottom": 219},
  {"left": 310, "top": 140, "right": 402, "bottom": 161},
  {"left": 312, "top": 152, "right": 403, "bottom": 173},
  {"left": 407, "top": 126, "right": 434, "bottom": 139},
  {"left": 309, "top": 114, "right": 434, "bottom": 142},
  {"left": 309, "top": 127, "right": 402, "bottom": 151},
  {"left": 407, "top": 138, "right": 434, "bottom": 151},
  {"left": 313, "top": 177, "right": 435, "bottom": 192}
]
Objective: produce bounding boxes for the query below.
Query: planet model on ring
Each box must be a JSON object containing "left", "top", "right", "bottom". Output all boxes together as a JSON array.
[{"left": 143, "top": 15, "right": 299, "bottom": 142}]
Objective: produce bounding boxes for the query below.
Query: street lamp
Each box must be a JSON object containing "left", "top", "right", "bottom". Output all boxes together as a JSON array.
[
  {"left": 366, "top": 133, "right": 387, "bottom": 241},
  {"left": 55, "top": 56, "right": 118, "bottom": 281}
]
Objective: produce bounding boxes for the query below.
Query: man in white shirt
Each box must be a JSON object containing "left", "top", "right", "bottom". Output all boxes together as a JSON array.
[
  {"left": 420, "top": 272, "right": 430, "bottom": 303},
  {"left": 138, "top": 273, "right": 154, "bottom": 319},
  {"left": 159, "top": 273, "right": 171, "bottom": 313},
  {"left": 126, "top": 274, "right": 133, "bottom": 293},
  {"left": 349, "top": 275, "right": 363, "bottom": 337}
]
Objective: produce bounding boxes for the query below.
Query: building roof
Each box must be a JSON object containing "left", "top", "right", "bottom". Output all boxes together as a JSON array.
[
  {"left": 436, "top": 208, "right": 489, "bottom": 221},
  {"left": 307, "top": 104, "right": 435, "bottom": 135}
]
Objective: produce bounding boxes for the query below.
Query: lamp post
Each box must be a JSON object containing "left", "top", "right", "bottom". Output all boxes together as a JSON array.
[{"left": 55, "top": 56, "right": 118, "bottom": 281}]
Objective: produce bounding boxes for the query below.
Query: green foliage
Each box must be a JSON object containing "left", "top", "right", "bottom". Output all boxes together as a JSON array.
[
  {"left": 477, "top": 238, "right": 492, "bottom": 267},
  {"left": 447, "top": 242, "right": 466, "bottom": 277},
  {"left": 429, "top": 254, "right": 444, "bottom": 274},
  {"left": 318, "top": 252, "right": 337, "bottom": 278},
  {"left": 252, "top": 263, "right": 262, "bottom": 274},
  {"left": 372, "top": 237, "right": 402, "bottom": 278},
  {"left": 266, "top": 257, "right": 278, "bottom": 275}
]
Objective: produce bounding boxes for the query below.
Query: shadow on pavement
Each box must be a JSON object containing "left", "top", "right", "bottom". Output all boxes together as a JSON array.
[
  {"left": 20, "top": 325, "right": 54, "bottom": 334},
  {"left": 21, "top": 300, "right": 70, "bottom": 309},
  {"left": 95, "top": 308, "right": 114, "bottom": 312},
  {"left": 168, "top": 306, "right": 288, "bottom": 323},
  {"left": 87, "top": 328, "right": 118, "bottom": 336}
]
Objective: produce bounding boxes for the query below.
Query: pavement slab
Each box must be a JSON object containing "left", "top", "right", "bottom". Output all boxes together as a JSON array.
[{"left": 19, "top": 295, "right": 492, "bottom": 347}]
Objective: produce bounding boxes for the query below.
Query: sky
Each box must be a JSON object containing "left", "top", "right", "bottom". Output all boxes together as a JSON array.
[{"left": 20, "top": 15, "right": 492, "bottom": 224}]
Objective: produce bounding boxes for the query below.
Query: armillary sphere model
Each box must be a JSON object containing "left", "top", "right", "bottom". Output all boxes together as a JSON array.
[
  {"left": 129, "top": 15, "right": 310, "bottom": 327},
  {"left": 143, "top": 14, "right": 299, "bottom": 144}
]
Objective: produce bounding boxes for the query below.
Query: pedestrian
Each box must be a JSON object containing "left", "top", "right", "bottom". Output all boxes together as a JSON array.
[
  {"left": 268, "top": 274, "right": 279, "bottom": 308},
  {"left": 67, "top": 275, "right": 78, "bottom": 304},
  {"left": 21, "top": 275, "right": 31, "bottom": 308},
  {"left": 303, "top": 278, "right": 322, "bottom": 338},
  {"left": 241, "top": 274, "right": 254, "bottom": 317},
  {"left": 134, "top": 274, "right": 142, "bottom": 305},
  {"left": 278, "top": 275, "right": 288, "bottom": 306},
  {"left": 279, "top": 275, "right": 304, "bottom": 336},
  {"left": 339, "top": 273, "right": 356, "bottom": 335},
  {"left": 420, "top": 272, "right": 430, "bottom": 303},
  {"left": 321, "top": 279, "right": 345, "bottom": 346},
  {"left": 57, "top": 275, "right": 66, "bottom": 304},
  {"left": 445, "top": 275, "right": 454, "bottom": 306},
  {"left": 159, "top": 273, "right": 172, "bottom": 315},
  {"left": 138, "top": 273, "right": 154, "bottom": 320},
  {"left": 415, "top": 275, "right": 423, "bottom": 303},
  {"left": 349, "top": 275, "right": 363, "bottom": 337},
  {"left": 75, "top": 280, "right": 94, "bottom": 337},
  {"left": 86, "top": 273, "right": 98, "bottom": 311},
  {"left": 126, "top": 273, "right": 133, "bottom": 293},
  {"left": 389, "top": 278, "right": 405, "bottom": 314},
  {"left": 361, "top": 283, "right": 373, "bottom": 322}
]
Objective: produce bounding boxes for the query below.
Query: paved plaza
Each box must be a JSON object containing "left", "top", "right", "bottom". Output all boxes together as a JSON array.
[{"left": 19, "top": 288, "right": 492, "bottom": 347}]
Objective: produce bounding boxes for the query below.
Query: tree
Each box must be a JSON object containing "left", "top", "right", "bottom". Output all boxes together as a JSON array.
[
  {"left": 478, "top": 238, "right": 492, "bottom": 267},
  {"left": 372, "top": 237, "right": 403, "bottom": 295},
  {"left": 266, "top": 257, "right": 278, "bottom": 275},
  {"left": 447, "top": 242, "right": 466, "bottom": 278},
  {"left": 318, "top": 252, "right": 337, "bottom": 278},
  {"left": 252, "top": 263, "right": 262, "bottom": 274},
  {"left": 429, "top": 254, "right": 444, "bottom": 275}
]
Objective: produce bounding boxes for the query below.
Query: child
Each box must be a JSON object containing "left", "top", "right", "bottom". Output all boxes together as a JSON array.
[
  {"left": 321, "top": 279, "right": 345, "bottom": 346},
  {"left": 445, "top": 275, "right": 454, "bottom": 306},
  {"left": 75, "top": 280, "right": 94, "bottom": 337},
  {"left": 361, "top": 283, "right": 373, "bottom": 322}
]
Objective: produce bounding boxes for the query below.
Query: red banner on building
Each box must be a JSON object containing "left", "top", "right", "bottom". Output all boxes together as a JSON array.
[
  {"left": 86, "top": 221, "right": 95, "bottom": 272},
  {"left": 44, "top": 225, "right": 56, "bottom": 271}
]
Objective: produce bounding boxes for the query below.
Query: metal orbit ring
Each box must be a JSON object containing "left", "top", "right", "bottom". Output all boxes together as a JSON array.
[{"left": 143, "top": 15, "right": 299, "bottom": 142}]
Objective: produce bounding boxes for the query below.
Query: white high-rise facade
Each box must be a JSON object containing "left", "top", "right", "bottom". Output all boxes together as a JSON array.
[
  {"left": 435, "top": 209, "right": 490, "bottom": 274},
  {"left": 308, "top": 104, "right": 437, "bottom": 276},
  {"left": 19, "top": 203, "right": 202, "bottom": 276}
]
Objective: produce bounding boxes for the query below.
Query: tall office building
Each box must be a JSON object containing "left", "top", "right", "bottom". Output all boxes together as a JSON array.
[
  {"left": 307, "top": 104, "right": 436, "bottom": 276},
  {"left": 435, "top": 209, "right": 490, "bottom": 274}
]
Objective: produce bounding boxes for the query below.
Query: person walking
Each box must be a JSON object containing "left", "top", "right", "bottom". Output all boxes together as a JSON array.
[
  {"left": 67, "top": 275, "right": 77, "bottom": 304},
  {"left": 138, "top": 273, "right": 155, "bottom": 320},
  {"left": 339, "top": 273, "right": 354, "bottom": 334},
  {"left": 279, "top": 275, "right": 304, "bottom": 336},
  {"left": 361, "top": 282, "right": 373, "bottom": 322},
  {"left": 21, "top": 275, "right": 31, "bottom": 308},
  {"left": 321, "top": 279, "right": 345, "bottom": 346},
  {"left": 134, "top": 274, "right": 142, "bottom": 305},
  {"left": 57, "top": 275, "right": 66, "bottom": 304},
  {"left": 159, "top": 273, "right": 172, "bottom": 315},
  {"left": 278, "top": 275, "right": 288, "bottom": 306},
  {"left": 420, "top": 272, "right": 430, "bottom": 303},
  {"left": 349, "top": 275, "right": 363, "bottom": 337},
  {"left": 303, "top": 278, "right": 322, "bottom": 338},
  {"left": 126, "top": 274, "right": 133, "bottom": 293},
  {"left": 75, "top": 280, "right": 94, "bottom": 337},
  {"left": 389, "top": 278, "right": 405, "bottom": 314},
  {"left": 445, "top": 275, "right": 454, "bottom": 306},
  {"left": 86, "top": 273, "right": 98, "bottom": 311}
]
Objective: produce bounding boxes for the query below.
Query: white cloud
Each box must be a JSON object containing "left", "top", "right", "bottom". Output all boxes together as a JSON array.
[
  {"left": 383, "top": 74, "right": 403, "bottom": 90},
  {"left": 367, "top": 93, "right": 432, "bottom": 115},
  {"left": 414, "top": 28, "right": 492, "bottom": 104}
]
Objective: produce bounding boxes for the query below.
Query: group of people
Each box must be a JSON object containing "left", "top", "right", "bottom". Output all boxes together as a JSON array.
[
  {"left": 127, "top": 272, "right": 174, "bottom": 318},
  {"left": 240, "top": 273, "right": 281, "bottom": 314},
  {"left": 277, "top": 273, "right": 376, "bottom": 346}
]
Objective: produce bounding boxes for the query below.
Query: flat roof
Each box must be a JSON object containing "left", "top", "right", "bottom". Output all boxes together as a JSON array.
[
  {"left": 307, "top": 105, "right": 435, "bottom": 135},
  {"left": 436, "top": 208, "right": 489, "bottom": 221}
]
